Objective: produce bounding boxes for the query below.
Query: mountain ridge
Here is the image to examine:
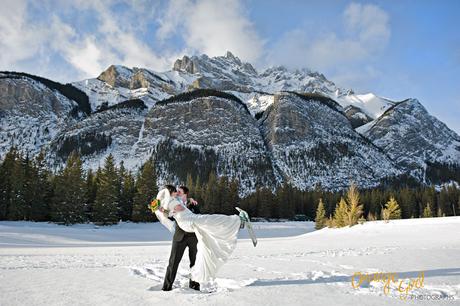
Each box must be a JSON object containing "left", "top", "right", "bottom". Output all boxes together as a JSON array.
[{"left": 1, "top": 52, "right": 459, "bottom": 195}]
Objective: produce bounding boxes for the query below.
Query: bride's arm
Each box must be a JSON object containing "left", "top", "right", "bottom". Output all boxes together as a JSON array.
[{"left": 155, "top": 209, "right": 176, "bottom": 233}]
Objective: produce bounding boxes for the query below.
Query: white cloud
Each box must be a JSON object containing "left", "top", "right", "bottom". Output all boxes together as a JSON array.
[
  {"left": 1, "top": 0, "right": 388, "bottom": 87},
  {"left": 156, "top": 0, "right": 265, "bottom": 63},
  {"left": 266, "top": 2, "right": 391, "bottom": 90},
  {"left": 50, "top": 1, "right": 171, "bottom": 79},
  {"left": 0, "top": 0, "right": 47, "bottom": 69},
  {"left": 344, "top": 2, "right": 390, "bottom": 46},
  {"left": 0, "top": 0, "right": 172, "bottom": 81}
]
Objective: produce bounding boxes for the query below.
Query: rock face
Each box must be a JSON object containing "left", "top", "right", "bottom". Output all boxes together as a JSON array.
[
  {"left": 344, "top": 105, "right": 374, "bottom": 128},
  {"left": 173, "top": 56, "right": 200, "bottom": 74},
  {"left": 1, "top": 52, "right": 459, "bottom": 195},
  {"left": 357, "top": 99, "right": 460, "bottom": 180},
  {"left": 260, "top": 93, "right": 400, "bottom": 190},
  {"left": 47, "top": 104, "right": 147, "bottom": 171},
  {"left": 97, "top": 65, "right": 132, "bottom": 88},
  {"left": 141, "top": 94, "right": 277, "bottom": 191},
  {"left": 173, "top": 52, "right": 258, "bottom": 92},
  {"left": 0, "top": 72, "right": 83, "bottom": 159}
]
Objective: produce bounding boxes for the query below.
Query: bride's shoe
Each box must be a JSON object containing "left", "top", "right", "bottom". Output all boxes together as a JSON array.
[
  {"left": 236, "top": 208, "right": 248, "bottom": 228},
  {"left": 236, "top": 207, "right": 250, "bottom": 222},
  {"left": 235, "top": 207, "right": 257, "bottom": 247}
]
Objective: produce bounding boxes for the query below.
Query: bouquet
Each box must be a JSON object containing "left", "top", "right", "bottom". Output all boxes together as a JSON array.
[
  {"left": 148, "top": 199, "right": 161, "bottom": 213},
  {"left": 148, "top": 199, "right": 169, "bottom": 216}
]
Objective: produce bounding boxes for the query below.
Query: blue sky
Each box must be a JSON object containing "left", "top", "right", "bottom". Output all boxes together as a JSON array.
[{"left": 1, "top": 0, "right": 459, "bottom": 133}]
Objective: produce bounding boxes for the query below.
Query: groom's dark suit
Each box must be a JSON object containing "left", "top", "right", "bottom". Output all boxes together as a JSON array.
[{"left": 162, "top": 199, "right": 200, "bottom": 291}]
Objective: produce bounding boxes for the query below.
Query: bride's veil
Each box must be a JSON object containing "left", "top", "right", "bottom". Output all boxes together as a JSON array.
[
  {"left": 156, "top": 188, "right": 171, "bottom": 208},
  {"left": 154, "top": 187, "right": 175, "bottom": 233}
]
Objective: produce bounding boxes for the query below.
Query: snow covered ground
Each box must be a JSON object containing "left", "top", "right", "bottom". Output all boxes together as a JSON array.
[{"left": 1, "top": 217, "right": 459, "bottom": 305}]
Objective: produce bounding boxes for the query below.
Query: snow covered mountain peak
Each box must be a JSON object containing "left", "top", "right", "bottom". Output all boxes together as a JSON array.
[
  {"left": 172, "top": 51, "right": 258, "bottom": 77},
  {"left": 3, "top": 51, "right": 459, "bottom": 193},
  {"left": 336, "top": 92, "right": 397, "bottom": 120},
  {"left": 96, "top": 65, "right": 134, "bottom": 88}
]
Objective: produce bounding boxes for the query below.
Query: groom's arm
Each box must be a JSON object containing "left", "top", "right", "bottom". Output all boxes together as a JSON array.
[{"left": 188, "top": 198, "right": 200, "bottom": 214}]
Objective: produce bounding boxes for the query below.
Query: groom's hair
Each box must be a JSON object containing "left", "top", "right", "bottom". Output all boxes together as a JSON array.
[
  {"left": 179, "top": 186, "right": 189, "bottom": 195},
  {"left": 165, "top": 184, "right": 177, "bottom": 194}
]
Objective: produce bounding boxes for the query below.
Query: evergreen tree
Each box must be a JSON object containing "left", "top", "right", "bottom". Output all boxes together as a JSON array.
[
  {"left": 258, "top": 188, "right": 273, "bottom": 218},
  {"left": 202, "top": 171, "right": 218, "bottom": 213},
  {"left": 345, "top": 182, "right": 363, "bottom": 226},
  {"left": 398, "top": 186, "right": 415, "bottom": 218},
  {"left": 333, "top": 197, "right": 348, "bottom": 227},
  {"left": 325, "top": 214, "right": 335, "bottom": 228},
  {"left": 186, "top": 173, "right": 194, "bottom": 195},
  {"left": 420, "top": 185, "right": 436, "bottom": 217},
  {"left": 84, "top": 169, "right": 97, "bottom": 221},
  {"left": 119, "top": 170, "right": 136, "bottom": 221},
  {"left": 116, "top": 161, "right": 126, "bottom": 217},
  {"left": 382, "top": 196, "right": 401, "bottom": 222},
  {"left": 0, "top": 147, "right": 18, "bottom": 220},
  {"left": 241, "top": 187, "right": 258, "bottom": 218},
  {"left": 276, "top": 183, "right": 290, "bottom": 219},
  {"left": 454, "top": 193, "right": 460, "bottom": 216},
  {"left": 193, "top": 175, "right": 203, "bottom": 206},
  {"left": 370, "top": 189, "right": 382, "bottom": 219},
  {"left": 50, "top": 151, "right": 86, "bottom": 224},
  {"left": 228, "top": 179, "right": 240, "bottom": 215},
  {"left": 7, "top": 150, "right": 27, "bottom": 220},
  {"left": 218, "top": 176, "right": 238, "bottom": 215},
  {"left": 367, "top": 212, "right": 377, "bottom": 221},
  {"left": 423, "top": 202, "right": 433, "bottom": 218},
  {"left": 438, "top": 186, "right": 449, "bottom": 216},
  {"left": 437, "top": 206, "right": 443, "bottom": 217},
  {"left": 21, "top": 153, "right": 34, "bottom": 220},
  {"left": 216, "top": 176, "right": 228, "bottom": 213},
  {"left": 29, "top": 150, "right": 52, "bottom": 221},
  {"left": 315, "top": 198, "right": 327, "bottom": 229},
  {"left": 132, "top": 157, "right": 158, "bottom": 222},
  {"left": 92, "top": 154, "right": 119, "bottom": 225}
]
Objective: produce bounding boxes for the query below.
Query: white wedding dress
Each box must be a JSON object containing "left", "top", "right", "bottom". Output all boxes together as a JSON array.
[{"left": 155, "top": 188, "right": 241, "bottom": 284}]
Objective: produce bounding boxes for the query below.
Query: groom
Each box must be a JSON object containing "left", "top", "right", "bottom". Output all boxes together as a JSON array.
[{"left": 162, "top": 185, "right": 200, "bottom": 291}]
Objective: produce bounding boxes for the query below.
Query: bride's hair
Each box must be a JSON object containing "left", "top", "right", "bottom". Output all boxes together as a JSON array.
[{"left": 165, "top": 184, "right": 177, "bottom": 194}]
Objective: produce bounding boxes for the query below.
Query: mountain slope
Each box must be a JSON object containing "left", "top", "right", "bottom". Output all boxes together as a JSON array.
[
  {"left": 0, "top": 72, "right": 86, "bottom": 158},
  {"left": 136, "top": 90, "right": 278, "bottom": 195},
  {"left": 1, "top": 52, "right": 459, "bottom": 193},
  {"left": 357, "top": 98, "right": 460, "bottom": 182},
  {"left": 260, "top": 92, "right": 401, "bottom": 190}
]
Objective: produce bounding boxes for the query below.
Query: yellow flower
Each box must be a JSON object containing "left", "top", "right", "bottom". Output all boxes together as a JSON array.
[{"left": 148, "top": 199, "right": 160, "bottom": 213}]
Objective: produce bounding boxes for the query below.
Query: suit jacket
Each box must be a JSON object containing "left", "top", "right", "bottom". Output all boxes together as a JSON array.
[{"left": 172, "top": 199, "right": 200, "bottom": 242}]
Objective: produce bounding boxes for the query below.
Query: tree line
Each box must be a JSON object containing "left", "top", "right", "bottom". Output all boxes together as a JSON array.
[
  {"left": 0, "top": 147, "right": 157, "bottom": 225},
  {"left": 314, "top": 182, "right": 451, "bottom": 230},
  {"left": 0, "top": 146, "right": 459, "bottom": 225}
]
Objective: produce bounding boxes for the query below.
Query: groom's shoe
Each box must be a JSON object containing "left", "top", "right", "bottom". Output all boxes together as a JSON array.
[
  {"left": 161, "top": 286, "right": 172, "bottom": 291},
  {"left": 189, "top": 280, "right": 200, "bottom": 291}
]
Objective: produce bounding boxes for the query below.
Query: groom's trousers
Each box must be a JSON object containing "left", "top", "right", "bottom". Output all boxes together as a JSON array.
[{"left": 162, "top": 232, "right": 198, "bottom": 290}]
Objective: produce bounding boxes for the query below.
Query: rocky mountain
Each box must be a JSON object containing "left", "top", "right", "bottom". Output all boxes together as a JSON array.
[
  {"left": 259, "top": 92, "right": 401, "bottom": 190},
  {"left": 1, "top": 52, "right": 459, "bottom": 196},
  {"left": 357, "top": 98, "right": 460, "bottom": 181},
  {"left": 0, "top": 72, "right": 88, "bottom": 159}
]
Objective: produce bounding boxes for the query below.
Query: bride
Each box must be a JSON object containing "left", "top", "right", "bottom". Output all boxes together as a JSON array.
[{"left": 154, "top": 185, "right": 251, "bottom": 285}]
